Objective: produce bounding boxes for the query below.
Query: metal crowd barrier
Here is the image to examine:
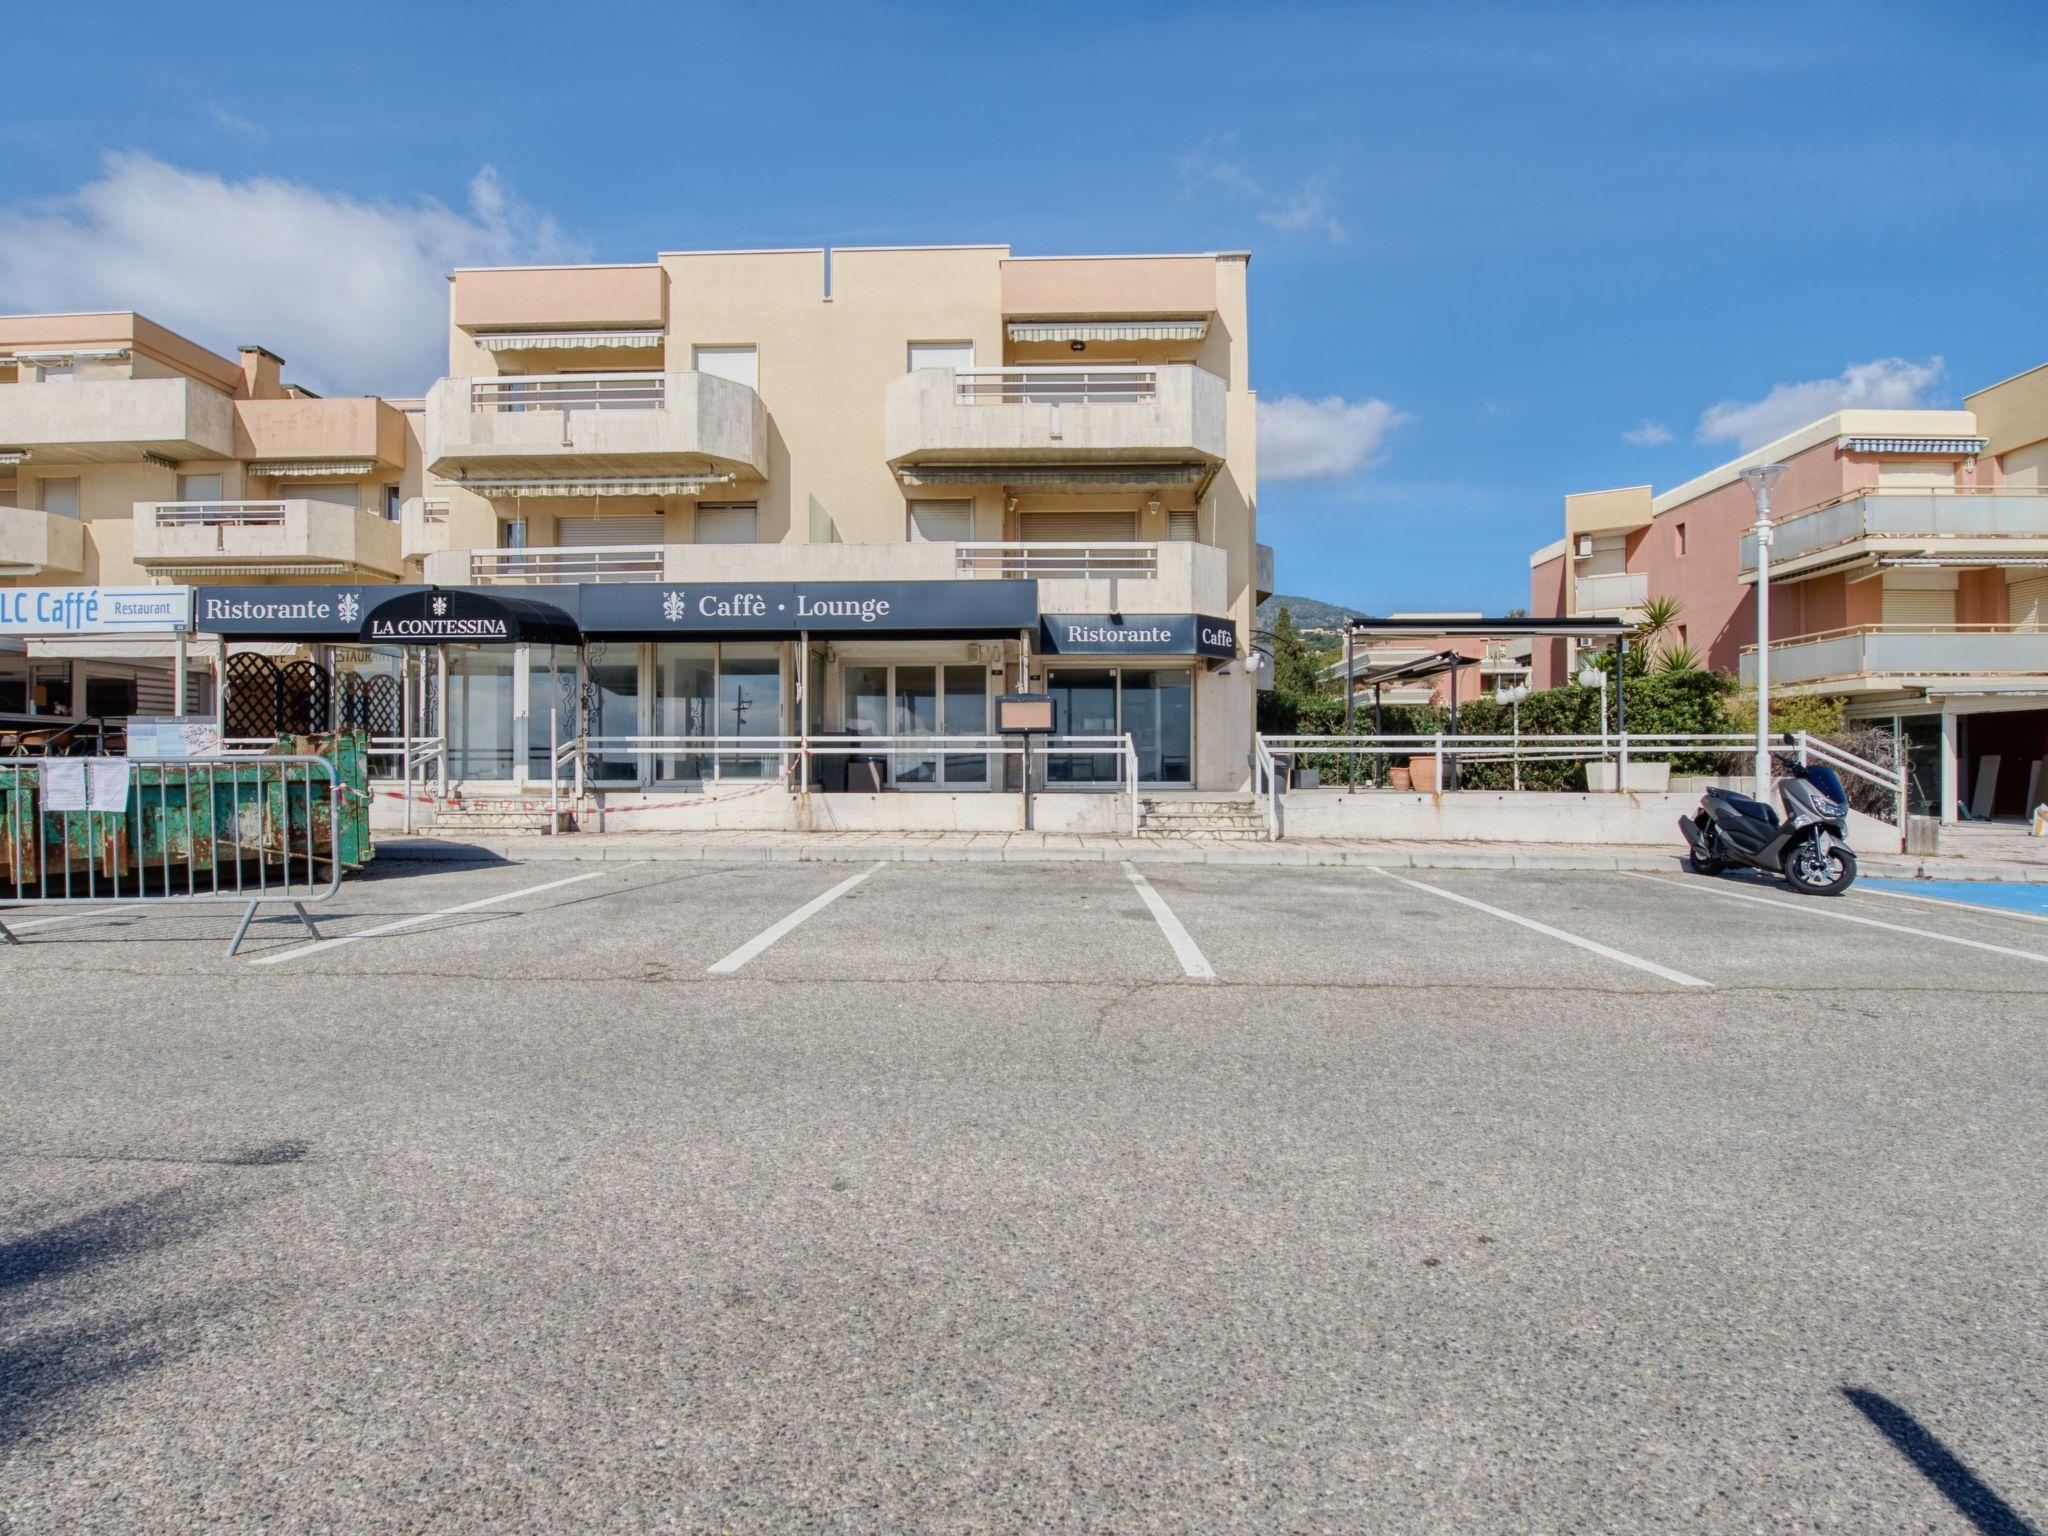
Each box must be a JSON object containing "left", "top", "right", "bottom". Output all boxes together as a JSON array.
[{"left": 0, "top": 753, "right": 347, "bottom": 956}]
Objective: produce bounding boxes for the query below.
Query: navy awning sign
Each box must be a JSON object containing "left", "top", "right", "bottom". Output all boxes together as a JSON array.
[
  {"left": 195, "top": 585, "right": 375, "bottom": 639},
  {"left": 578, "top": 580, "right": 1037, "bottom": 638},
  {"left": 1039, "top": 613, "right": 1238, "bottom": 660},
  {"left": 359, "top": 588, "right": 579, "bottom": 646}
]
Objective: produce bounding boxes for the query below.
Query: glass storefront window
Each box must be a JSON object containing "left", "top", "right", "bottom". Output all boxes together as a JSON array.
[
  {"left": 653, "top": 644, "right": 716, "bottom": 783},
  {"left": 447, "top": 646, "right": 516, "bottom": 780},
  {"left": 892, "top": 664, "right": 938, "bottom": 784},
  {"left": 1900, "top": 713, "right": 1940, "bottom": 817},
  {"left": 1046, "top": 666, "right": 1192, "bottom": 786},
  {"left": 1127, "top": 669, "right": 1193, "bottom": 784},
  {"left": 527, "top": 647, "right": 578, "bottom": 778},
  {"left": 943, "top": 663, "right": 989, "bottom": 784},
  {"left": 718, "top": 645, "right": 783, "bottom": 780},
  {"left": 841, "top": 661, "right": 990, "bottom": 788},
  {"left": 1047, "top": 668, "right": 1120, "bottom": 784},
  {"left": 584, "top": 645, "right": 640, "bottom": 783}
]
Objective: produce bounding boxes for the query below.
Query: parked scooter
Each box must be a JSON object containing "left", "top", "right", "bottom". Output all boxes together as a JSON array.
[{"left": 1678, "top": 761, "right": 1857, "bottom": 895}]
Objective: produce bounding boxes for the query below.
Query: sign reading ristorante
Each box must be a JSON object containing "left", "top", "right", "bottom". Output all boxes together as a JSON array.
[{"left": 1038, "top": 613, "right": 1238, "bottom": 659}]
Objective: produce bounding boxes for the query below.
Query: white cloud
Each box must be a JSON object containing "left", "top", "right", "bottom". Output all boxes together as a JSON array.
[
  {"left": 1258, "top": 394, "right": 1407, "bottom": 481},
  {"left": 1622, "top": 420, "right": 1674, "bottom": 446},
  {"left": 1177, "top": 136, "right": 1347, "bottom": 243},
  {"left": 0, "top": 154, "right": 578, "bottom": 397},
  {"left": 1695, "top": 357, "right": 1945, "bottom": 451}
]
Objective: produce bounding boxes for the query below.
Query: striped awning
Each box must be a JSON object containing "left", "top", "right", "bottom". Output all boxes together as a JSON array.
[
  {"left": 1006, "top": 318, "right": 1208, "bottom": 343},
  {"left": 897, "top": 464, "right": 1207, "bottom": 488},
  {"left": 248, "top": 459, "right": 377, "bottom": 478},
  {"left": 5, "top": 347, "right": 131, "bottom": 364},
  {"left": 0, "top": 451, "right": 28, "bottom": 466},
  {"left": 457, "top": 473, "right": 733, "bottom": 497},
  {"left": 1842, "top": 435, "right": 1987, "bottom": 455},
  {"left": 472, "top": 330, "right": 665, "bottom": 352}
]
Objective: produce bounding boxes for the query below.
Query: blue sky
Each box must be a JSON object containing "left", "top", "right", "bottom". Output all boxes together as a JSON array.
[{"left": 4, "top": 1, "right": 2045, "bottom": 613}]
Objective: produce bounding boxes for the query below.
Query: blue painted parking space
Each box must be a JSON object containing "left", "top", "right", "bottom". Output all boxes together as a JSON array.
[{"left": 1862, "top": 877, "right": 2048, "bottom": 916}]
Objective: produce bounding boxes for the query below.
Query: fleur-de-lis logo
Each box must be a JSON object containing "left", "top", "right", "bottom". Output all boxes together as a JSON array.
[
  {"left": 662, "top": 589, "right": 688, "bottom": 623},
  {"left": 336, "top": 593, "right": 360, "bottom": 623},
  {"left": 432, "top": 595, "right": 448, "bottom": 616}
]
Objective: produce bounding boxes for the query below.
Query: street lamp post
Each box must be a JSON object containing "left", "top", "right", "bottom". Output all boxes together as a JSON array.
[
  {"left": 1500, "top": 682, "right": 1531, "bottom": 790},
  {"left": 1739, "top": 463, "right": 1789, "bottom": 798},
  {"left": 1577, "top": 665, "right": 1608, "bottom": 783}
]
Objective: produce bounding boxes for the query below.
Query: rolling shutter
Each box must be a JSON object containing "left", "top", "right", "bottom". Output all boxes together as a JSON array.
[
  {"left": 1881, "top": 583, "right": 1956, "bottom": 627},
  {"left": 1166, "top": 510, "right": 1198, "bottom": 542},
  {"left": 908, "top": 500, "right": 973, "bottom": 542},
  {"left": 2009, "top": 574, "right": 2048, "bottom": 629},
  {"left": 694, "top": 503, "right": 758, "bottom": 545},
  {"left": 1018, "top": 510, "right": 1139, "bottom": 543},
  {"left": 554, "top": 514, "right": 667, "bottom": 547}
]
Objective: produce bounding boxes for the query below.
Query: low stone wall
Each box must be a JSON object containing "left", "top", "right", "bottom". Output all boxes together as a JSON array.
[
  {"left": 370, "top": 787, "right": 1129, "bottom": 835},
  {"left": 1279, "top": 789, "right": 1903, "bottom": 850}
]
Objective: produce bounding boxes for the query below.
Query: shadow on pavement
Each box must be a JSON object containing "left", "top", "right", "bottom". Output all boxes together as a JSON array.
[{"left": 1842, "top": 1387, "right": 2040, "bottom": 1536}]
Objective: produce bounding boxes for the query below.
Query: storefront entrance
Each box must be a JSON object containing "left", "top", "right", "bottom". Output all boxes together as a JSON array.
[
  {"left": 1045, "top": 666, "right": 1192, "bottom": 786},
  {"left": 841, "top": 662, "right": 990, "bottom": 788}
]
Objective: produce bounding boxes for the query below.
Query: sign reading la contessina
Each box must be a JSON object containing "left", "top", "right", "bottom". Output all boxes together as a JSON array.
[{"left": 0, "top": 586, "right": 193, "bottom": 635}]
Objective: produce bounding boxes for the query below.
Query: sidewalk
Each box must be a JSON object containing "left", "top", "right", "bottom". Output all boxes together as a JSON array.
[{"left": 373, "top": 829, "right": 2048, "bottom": 881}]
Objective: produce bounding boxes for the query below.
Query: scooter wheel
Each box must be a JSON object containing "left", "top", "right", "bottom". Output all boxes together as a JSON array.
[
  {"left": 1786, "top": 839, "right": 1856, "bottom": 896},
  {"left": 1687, "top": 847, "right": 1724, "bottom": 876}
]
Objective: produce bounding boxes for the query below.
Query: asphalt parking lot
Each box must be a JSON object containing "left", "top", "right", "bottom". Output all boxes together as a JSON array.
[{"left": 3, "top": 858, "right": 2045, "bottom": 1532}]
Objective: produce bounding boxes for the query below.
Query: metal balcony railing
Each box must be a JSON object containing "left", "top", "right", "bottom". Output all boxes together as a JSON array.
[
  {"left": 145, "top": 501, "right": 290, "bottom": 529},
  {"left": 419, "top": 497, "right": 449, "bottom": 524},
  {"left": 466, "top": 543, "right": 665, "bottom": 583},
  {"left": 954, "top": 541, "right": 1160, "bottom": 578},
  {"left": 468, "top": 373, "right": 665, "bottom": 413},
  {"left": 952, "top": 366, "right": 1157, "bottom": 406}
]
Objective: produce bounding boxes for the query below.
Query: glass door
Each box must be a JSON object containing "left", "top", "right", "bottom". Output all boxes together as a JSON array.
[
  {"left": 447, "top": 646, "right": 516, "bottom": 780},
  {"left": 1124, "top": 668, "right": 1193, "bottom": 785},
  {"left": 1046, "top": 667, "right": 1120, "bottom": 784},
  {"left": 653, "top": 643, "right": 716, "bottom": 784},
  {"left": 583, "top": 643, "right": 640, "bottom": 784},
  {"left": 841, "top": 661, "right": 991, "bottom": 788},
  {"left": 891, "top": 665, "right": 938, "bottom": 784},
  {"left": 719, "top": 644, "right": 783, "bottom": 779},
  {"left": 942, "top": 664, "right": 989, "bottom": 785}
]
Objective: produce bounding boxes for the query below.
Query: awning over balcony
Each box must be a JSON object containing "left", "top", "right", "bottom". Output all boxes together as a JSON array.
[
  {"left": 455, "top": 473, "right": 734, "bottom": 497},
  {"left": 4, "top": 348, "right": 131, "bottom": 364},
  {"left": 1006, "top": 319, "right": 1208, "bottom": 343},
  {"left": 248, "top": 459, "right": 377, "bottom": 478},
  {"left": 1842, "top": 435, "right": 1988, "bottom": 455},
  {"left": 897, "top": 464, "right": 1207, "bottom": 489},
  {"left": 471, "top": 330, "right": 665, "bottom": 352}
]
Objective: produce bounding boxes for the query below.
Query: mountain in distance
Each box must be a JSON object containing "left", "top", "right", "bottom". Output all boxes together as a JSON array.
[{"left": 1256, "top": 594, "right": 1366, "bottom": 633}]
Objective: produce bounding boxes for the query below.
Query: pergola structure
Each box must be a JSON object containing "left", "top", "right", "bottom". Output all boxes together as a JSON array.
[{"left": 1339, "top": 616, "right": 1636, "bottom": 789}]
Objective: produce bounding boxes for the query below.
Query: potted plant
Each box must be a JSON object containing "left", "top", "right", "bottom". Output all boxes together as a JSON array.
[
  {"left": 1389, "top": 763, "right": 1412, "bottom": 791},
  {"left": 1407, "top": 755, "right": 1438, "bottom": 792}
]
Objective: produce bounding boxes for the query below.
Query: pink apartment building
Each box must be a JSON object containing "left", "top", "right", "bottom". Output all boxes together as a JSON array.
[{"left": 1530, "top": 365, "right": 2048, "bottom": 824}]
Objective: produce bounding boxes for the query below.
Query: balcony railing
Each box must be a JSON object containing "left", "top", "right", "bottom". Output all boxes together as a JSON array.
[
  {"left": 401, "top": 497, "right": 452, "bottom": 563},
  {"left": 953, "top": 367, "right": 1158, "bottom": 405},
  {"left": 955, "top": 541, "right": 1160, "bottom": 578},
  {"left": 1739, "top": 487, "right": 2048, "bottom": 575},
  {"left": 1574, "top": 571, "right": 1648, "bottom": 611},
  {"left": 462, "top": 544, "right": 667, "bottom": 584},
  {"left": 147, "top": 501, "right": 290, "bottom": 528},
  {"left": 1737, "top": 623, "right": 2048, "bottom": 687},
  {"left": 133, "top": 499, "right": 404, "bottom": 578},
  {"left": 468, "top": 373, "right": 665, "bottom": 413}
]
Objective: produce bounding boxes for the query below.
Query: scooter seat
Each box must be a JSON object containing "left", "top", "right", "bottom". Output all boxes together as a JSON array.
[{"left": 1705, "top": 786, "right": 1779, "bottom": 825}]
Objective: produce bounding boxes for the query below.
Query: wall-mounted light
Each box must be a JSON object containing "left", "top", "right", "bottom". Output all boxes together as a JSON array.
[{"left": 1069, "top": 340, "right": 1087, "bottom": 353}]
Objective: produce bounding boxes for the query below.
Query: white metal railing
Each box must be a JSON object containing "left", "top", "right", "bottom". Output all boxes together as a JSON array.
[
  {"left": 420, "top": 497, "right": 449, "bottom": 525},
  {"left": 468, "top": 373, "right": 664, "bottom": 413},
  {"left": 953, "top": 366, "right": 1157, "bottom": 406},
  {"left": 1254, "top": 731, "right": 1906, "bottom": 837},
  {"left": 467, "top": 544, "right": 666, "bottom": 583},
  {"left": 543, "top": 731, "right": 1143, "bottom": 830},
  {"left": 955, "top": 541, "right": 1160, "bottom": 578},
  {"left": 145, "top": 501, "right": 289, "bottom": 528}
]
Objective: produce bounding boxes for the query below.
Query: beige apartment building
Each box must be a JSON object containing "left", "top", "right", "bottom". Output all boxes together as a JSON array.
[{"left": 3, "top": 244, "right": 1268, "bottom": 810}]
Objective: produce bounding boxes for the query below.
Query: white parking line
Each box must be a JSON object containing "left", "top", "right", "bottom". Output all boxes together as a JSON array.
[
  {"left": 249, "top": 870, "right": 613, "bottom": 966},
  {"left": 1368, "top": 867, "right": 1712, "bottom": 988},
  {"left": 1122, "top": 862, "right": 1217, "bottom": 981},
  {"left": 2, "top": 907, "right": 129, "bottom": 933},
  {"left": 706, "top": 862, "right": 885, "bottom": 975},
  {"left": 1625, "top": 872, "right": 2048, "bottom": 966}
]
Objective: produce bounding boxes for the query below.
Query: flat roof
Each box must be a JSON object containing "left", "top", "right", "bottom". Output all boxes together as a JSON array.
[{"left": 1344, "top": 616, "right": 1631, "bottom": 638}]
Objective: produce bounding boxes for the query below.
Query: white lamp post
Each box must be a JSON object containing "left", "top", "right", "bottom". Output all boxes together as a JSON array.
[
  {"left": 1739, "top": 463, "right": 1789, "bottom": 798},
  {"left": 1500, "top": 682, "right": 1531, "bottom": 790},
  {"left": 1577, "top": 664, "right": 1609, "bottom": 785}
]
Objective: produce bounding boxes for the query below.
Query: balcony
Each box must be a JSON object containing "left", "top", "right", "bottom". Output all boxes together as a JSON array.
[
  {"left": 884, "top": 364, "right": 1227, "bottom": 487},
  {"left": 0, "top": 505, "right": 86, "bottom": 576},
  {"left": 236, "top": 395, "right": 407, "bottom": 472},
  {"left": 1574, "top": 571, "right": 1648, "bottom": 613},
  {"left": 423, "top": 536, "right": 1231, "bottom": 615},
  {"left": 133, "top": 500, "right": 404, "bottom": 579},
  {"left": 1738, "top": 624, "right": 2048, "bottom": 690},
  {"left": 0, "top": 376, "right": 235, "bottom": 463},
  {"left": 1255, "top": 542, "right": 1275, "bottom": 604},
  {"left": 423, "top": 370, "right": 767, "bottom": 485},
  {"left": 1738, "top": 489, "right": 2048, "bottom": 580},
  {"left": 401, "top": 496, "right": 451, "bottom": 563},
  {"left": 424, "top": 543, "right": 666, "bottom": 585}
]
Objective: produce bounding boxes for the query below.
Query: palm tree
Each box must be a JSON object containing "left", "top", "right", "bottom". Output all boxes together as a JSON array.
[
  {"left": 1634, "top": 594, "right": 1683, "bottom": 664},
  {"left": 1654, "top": 642, "right": 1704, "bottom": 676}
]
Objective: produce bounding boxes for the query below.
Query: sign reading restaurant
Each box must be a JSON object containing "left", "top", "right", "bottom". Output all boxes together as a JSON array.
[{"left": 0, "top": 585, "right": 194, "bottom": 636}]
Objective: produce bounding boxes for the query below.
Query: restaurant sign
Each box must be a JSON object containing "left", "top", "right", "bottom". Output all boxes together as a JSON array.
[
  {"left": 1038, "top": 613, "right": 1238, "bottom": 659},
  {"left": 579, "top": 580, "right": 1038, "bottom": 637},
  {"left": 0, "top": 585, "right": 193, "bottom": 635}
]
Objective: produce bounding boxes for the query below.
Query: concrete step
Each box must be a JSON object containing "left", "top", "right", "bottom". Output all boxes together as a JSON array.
[
  {"left": 434, "top": 803, "right": 576, "bottom": 833},
  {"left": 1137, "top": 825, "right": 1270, "bottom": 841},
  {"left": 1139, "top": 799, "right": 1263, "bottom": 818}
]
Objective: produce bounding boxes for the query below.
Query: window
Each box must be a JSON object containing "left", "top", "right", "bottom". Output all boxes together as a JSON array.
[
  {"left": 85, "top": 675, "right": 138, "bottom": 718},
  {"left": 907, "top": 341, "right": 974, "bottom": 374},
  {"left": 1019, "top": 509, "right": 1138, "bottom": 542},
  {"left": 38, "top": 362, "right": 74, "bottom": 383},
  {"left": 177, "top": 473, "right": 224, "bottom": 503},
  {"left": 695, "top": 503, "right": 758, "bottom": 545},
  {"left": 299, "top": 483, "right": 358, "bottom": 510},
  {"left": 907, "top": 500, "right": 973, "bottom": 543},
  {"left": 1166, "top": 510, "right": 1198, "bottom": 542},
  {"left": 692, "top": 345, "right": 758, "bottom": 391},
  {"left": 385, "top": 485, "right": 403, "bottom": 521},
  {"left": 38, "top": 478, "right": 80, "bottom": 518},
  {"left": 1675, "top": 521, "right": 1688, "bottom": 556},
  {"left": 503, "top": 518, "right": 528, "bottom": 550}
]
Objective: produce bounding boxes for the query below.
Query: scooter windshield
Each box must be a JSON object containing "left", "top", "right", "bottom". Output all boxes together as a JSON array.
[{"left": 1803, "top": 763, "right": 1846, "bottom": 806}]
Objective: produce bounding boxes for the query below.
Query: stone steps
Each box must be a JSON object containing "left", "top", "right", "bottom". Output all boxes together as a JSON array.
[
  {"left": 433, "top": 801, "right": 575, "bottom": 834},
  {"left": 1137, "top": 798, "right": 1269, "bottom": 839}
]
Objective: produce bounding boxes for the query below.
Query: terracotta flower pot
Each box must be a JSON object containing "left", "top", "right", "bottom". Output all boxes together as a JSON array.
[
  {"left": 1388, "top": 764, "right": 1413, "bottom": 791},
  {"left": 1407, "top": 756, "right": 1439, "bottom": 793}
]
